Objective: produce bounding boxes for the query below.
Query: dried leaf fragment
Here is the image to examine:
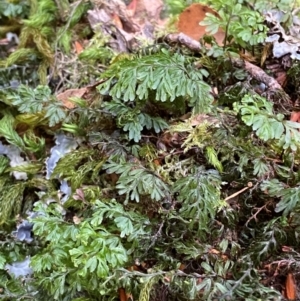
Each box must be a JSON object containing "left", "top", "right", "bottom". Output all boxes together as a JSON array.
[
  {"left": 74, "top": 41, "right": 83, "bottom": 54},
  {"left": 290, "top": 111, "right": 300, "bottom": 123},
  {"left": 57, "top": 88, "right": 87, "bottom": 109},
  {"left": 177, "top": 3, "right": 225, "bottom": 45},
  {"left": 286, "top": 273, "right": 296, "bottom": 301},
  {"left": 119, "top": 288, "right": 127, "bottom": 301},
  {"left": 126, "top": 0, "right": 137, "bottom": 17}
]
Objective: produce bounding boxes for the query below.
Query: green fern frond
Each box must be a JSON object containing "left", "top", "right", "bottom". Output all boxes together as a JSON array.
[
  {"left": 10, "top": 84, "right": 48, "bottom": 113},
  {"left": 8, "top": 85, "right": 66, "bottom": 126},
  {"left": 44, "top": 102, "right": 66, "bottom": 126},
  {"left": 234, "top": 94, "right": 300, "bottom": 151},
  {"left": 104, "top": 100, "right": 168, "bottom": 142},
  {"left": 98, "top": 49, "right": 213, "bottom": 112},
  {"left": 104, "top": 158, "right": 170, "bottom": 204},
  {"left": 173, "top": 167, "right": 222, "bottom": 235}
]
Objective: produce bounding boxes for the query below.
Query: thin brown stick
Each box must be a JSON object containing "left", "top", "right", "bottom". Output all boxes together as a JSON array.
[
  {"left": 225, "top": 182, "right": 253, "bottom": 201},
  {"left": 164, "top": 33, "right": 202, "bottom": 52},
  {"left": 232, "top": 58, "right": 284, "bottom": 91},
  {"left": 245, "top": 201, "right": 272, "bottom": 226}
]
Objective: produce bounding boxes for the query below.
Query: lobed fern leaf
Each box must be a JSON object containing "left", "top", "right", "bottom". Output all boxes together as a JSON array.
[
  {"left": 104, "top": 157, "right": 170, "bottom": 204},
  {"left": 98, "top": 49, "right": 213, "bottom": 113}
]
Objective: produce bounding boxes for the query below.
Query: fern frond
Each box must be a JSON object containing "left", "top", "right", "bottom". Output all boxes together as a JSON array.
[
  {"left": 98, "top": 50, "right": 213, "bottom": 112},
  {"left": 104, "top": 158, "right": 170, "bottom": 204},
  {"left": 8, "top": 85, "right": 66, "bottom": 126},
  {"left": 173, "top": 167, "right": 222, "bottom": 236},
  {"left": 104, "top": 100, "right": 168, "bottom": 142}
]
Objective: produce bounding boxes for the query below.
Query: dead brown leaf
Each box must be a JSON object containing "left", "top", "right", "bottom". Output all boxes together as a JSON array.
[
  {"left": 133, "top": 0, "right": 163, "bottom": 20},
  {"left": 209, "top": 248, "right": 220, "bottom": 254},
  {"left": 87, "top": 0, "right": 164, "bottom": 52},
  {"left": 126, "top": 0, "right": 137, "bottom": 17},
  {"left": 56, "top": 88, "right": 87, "bottom": 109},
  {"left": 73, "top": 215, "right": 82, "bottom": 224},
  {"left": 118, "top": 288, "right": 127, "bottom": 301},
  {"left": 74, "top": 41, "right": 83, "bottom": 54},
  {"left": 112, "top": 13, "right": 123, "bottom": 29},
  {"left": 275, "top": 71, "right": 287, "bottom": 86},
  {"left": 189, "top": 114, "right": 218, "bottom": 127},
  {"left": 285, "top": 273, "right": 296, "bottom": 301},
  {"left": 290, "top": 111, "right": 300, "bottom": 123},
  {"left": 179, "top": 263, "right": 186, "bottom": 271},
  {"left": 177, "top": 3, "right": 225, "bottom": 45}
]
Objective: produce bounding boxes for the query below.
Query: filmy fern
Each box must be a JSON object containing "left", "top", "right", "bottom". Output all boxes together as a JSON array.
[
  {"left": 261, "top": 179, "right": 300, "bottom": 216},
  {"left": 99, "top": 50, "right": 214, "bottom": 142},
  {"left": 104, "top": 157, "right": 170, "bottom": 204},
  {"left": 30, "top": 198, "right": 150, "bottom": 300},
  {"left": 104, "top": 100, "right": 168, "bottom": 142},
  {"left": 200, "top": 0, "right": 267, "bottom": 47},
  {"left": 234, "top": 94, "right": 300, "bottom": 151},
  {"left": 98, "top": 49, "right": 213, "bottom": 112},
  {"left": 172, "top": 167, "right": 222, "bottom": 236},
  {"left": 7, "top": 85, "right": 66, "bottom": 127}
]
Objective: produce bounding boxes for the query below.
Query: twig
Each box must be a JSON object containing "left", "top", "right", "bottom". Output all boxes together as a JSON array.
[
  {"left": 245, "top": 201, "right": 272, "bottom": 226},
  {"left": 232, "top": 58, "right": 284, "bottom": 91},
  {"left": 225, "top": 182, "right": 253, "bottom": 201},
  {"left": 146, "top": 221, "right": 165, "bottom": 252},
  {"left": 265, "top": 259, "right": 297, "bottom": 271},
  {"left": 265, "top": 156, "right": 282, "bottom": 163},
  {"left": 164, "top": 33, "right": 202, "bottom": 52}
]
